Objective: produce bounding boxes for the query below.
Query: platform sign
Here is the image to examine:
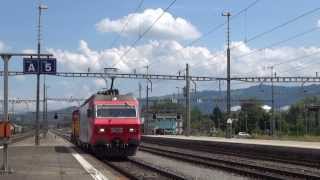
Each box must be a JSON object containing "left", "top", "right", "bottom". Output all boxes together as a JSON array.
[
  {"left": 23, "top": 58, "right": 57, "bottom": 74},
  {"left": 40, "top": 59, "right": 56, "bottom": 74},
  {"left": 23, "top": 59, "right": 38, "bottom": 74}
]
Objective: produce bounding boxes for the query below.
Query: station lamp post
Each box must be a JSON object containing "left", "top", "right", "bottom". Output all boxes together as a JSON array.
[{"left": 35, "top": 4, "right": 48, "bottom": 145}]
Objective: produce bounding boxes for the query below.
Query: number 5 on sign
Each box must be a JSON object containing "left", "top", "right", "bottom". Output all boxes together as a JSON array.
[
  {"left": 45, "top": 62, "right": 52, "bottom": 71},
  {"left": 41, "top": 59, "right": 56, "bottom": 74}
]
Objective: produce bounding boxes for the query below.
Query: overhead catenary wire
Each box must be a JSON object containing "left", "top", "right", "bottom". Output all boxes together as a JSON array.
[
  {"left": 280, "top": 56, "right": 320, "bottom": 75},
  {"left": 132, "top": 0, "right": 261, "bottom": 72},
  {"left": 246, "top": 7, "right": 320, "bottom": 43},
  {"left": 192, "top": 7, "right": 320, "bottom": 75},
  {"left": 111, "top": 0, "right": 177, "bottom": 68},
  {"left": 186, "top": 0, "right": 261, "bottom": 47},
  {"left": 108, "top": 0, "right": 145, "bottom": 48},
  {"left": 234, "top": 27, "right": 319, "bottom": 60},
  {"left": 237, "top": 49, "right": 320, "bottom": 76},
  {"left": 230, "top": 27, "right": 320, "bottom": 76}
]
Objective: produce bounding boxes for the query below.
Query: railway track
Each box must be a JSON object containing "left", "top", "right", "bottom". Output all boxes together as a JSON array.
[
  {"left": 140, "top": 143, "right": 320, "bottom": 180},
  {"left": 51, "top": 129, "right": 190, "bottom": 180},
  {"left": 10, "top": 131, "right": 34, "bottom": 144},
  {"left": 0, "top": 131, "right": 35, "bottom": 146},
  {"left": 142, "top": 136, "right": 320, "bottom": 168},
  {"left": 53, "top": 130, "right": 320, "bottom": 179},
  {"left": 102, "top": 157, "right": 188, "bottom": 180}
]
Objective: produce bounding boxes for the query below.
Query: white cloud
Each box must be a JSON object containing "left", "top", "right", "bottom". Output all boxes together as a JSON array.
[
  {"left": 49, "top": 40, "right": 224, "bottom": 76},
  {"left": 49, "top": 40, "right": 320, "bottom": 79},
  {"left": 45, "top": 39, "right": 320, "bottom": 98},
  {"left": 96, "top": 8, "right": 201, "bottom": 41}
]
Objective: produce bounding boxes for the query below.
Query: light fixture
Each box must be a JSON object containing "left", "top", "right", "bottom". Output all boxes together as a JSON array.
[
  {"left": 129, "top": 128, "right": 135, "bottom": 133},
  {"left": 99, "top": 128, "right": 105, "bottom": 133}
]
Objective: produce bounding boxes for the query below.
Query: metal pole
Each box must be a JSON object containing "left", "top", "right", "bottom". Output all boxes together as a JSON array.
[
  {"left": 43, "top": 79, "right": 46, "bottom": 137},
  {"left": 218, "top": 80, "right": 221, "bottom": 129},
  {"left": 138, "top": 83, "right": 142, "bottom": 100},
  {"left": 245, "top": 111, "right": 248, "bottom": 132},
  {"left": 271, "top": 72, "right": 275, "bottom": 137},
  {"left": 35, "top": 4, "right": 47, "bottom": 145},
  {"left": 35, "top": 5, "right": 41, "bottom": 145},
  {"left": 1, "top": 55, "right": 11, "bottom": 172},
  {"left": 145, "top": 83, "right": 149, "bottom": 134},
  {"left": 46, "top": 86, "right": 48, "bottom": 133},
  {"left": 35, "top": 72, "right": 40, "bottom": 144},
  {"left": 43, "top": 83, "right": 48, "bottom": 137},
  {"left": 191, "top": 80, "right": 197, "bottom": 104},
  {"left": 222, "top": 12, "right": 231, "bottom": 117},
  {"left": 11, "top": 101, "right": 14, "bottom": 121},
  {"left": 145, "top": 66, "right": 149, "bottom": 135},
  {"left": 218, "top": 80, "right": 221, "bottom": 99},
  {"left": 266, "top": 66, "right": 275, "bottom": 136},
  {"left": 185, "top": 63, "right": 190, "bottom": 136},
  {"left": 176, "top": 87, "right": 180, "bottom": 103}
]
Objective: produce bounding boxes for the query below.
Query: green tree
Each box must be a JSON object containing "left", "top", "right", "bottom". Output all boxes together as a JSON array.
[{"left": 237, "top": 100, "right": 267, "bottom": 134}]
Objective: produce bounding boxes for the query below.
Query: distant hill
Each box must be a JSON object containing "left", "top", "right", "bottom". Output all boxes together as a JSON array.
[{"left": 141, "top": 84, "right": 320, "bottom": 114}]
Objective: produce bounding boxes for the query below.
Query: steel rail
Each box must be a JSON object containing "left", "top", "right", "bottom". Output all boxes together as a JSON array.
[
  {"left": 140, "top": 144, "right": 320, "bottom": 180},
  {"left": 103, "top": 157, "right": 188, "bottom": 180},
  {"left": 51, "top": 129, "right": 188, "bottom": 180}
]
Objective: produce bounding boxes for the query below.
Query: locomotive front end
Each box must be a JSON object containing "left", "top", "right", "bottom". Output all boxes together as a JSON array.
[{"left": 92, "top": 99, "right": 141, "bottom": 156}]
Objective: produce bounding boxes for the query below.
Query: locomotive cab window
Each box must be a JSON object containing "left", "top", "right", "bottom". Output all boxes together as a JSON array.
[{"left": 96, "top": 104, "right": 137, "bottom": 118}]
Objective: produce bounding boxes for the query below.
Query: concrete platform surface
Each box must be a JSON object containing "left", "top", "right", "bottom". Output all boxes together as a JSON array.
[
  {"left": 0, "top": 131, "right": 126, "bottom": 180},
  {"left": 144, "top": 135, "right": 320, "bottom": 149}
]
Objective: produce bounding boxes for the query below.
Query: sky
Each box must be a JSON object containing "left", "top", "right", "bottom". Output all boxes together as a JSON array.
[{"left": 1, "top": 0, "right": 320, "bottom": 111}]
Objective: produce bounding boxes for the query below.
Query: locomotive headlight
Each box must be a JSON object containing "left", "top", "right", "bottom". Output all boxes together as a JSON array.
[
  {"left": 99, "top": 128, "right": 105, "bottom": 133},
  {"left": 129, "top": 128, "right": 135, "bottom": 133}
]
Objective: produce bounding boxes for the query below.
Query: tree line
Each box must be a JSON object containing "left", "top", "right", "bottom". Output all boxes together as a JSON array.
[{"left": 191, "top": 96, "right": 320, "bottom": 137}]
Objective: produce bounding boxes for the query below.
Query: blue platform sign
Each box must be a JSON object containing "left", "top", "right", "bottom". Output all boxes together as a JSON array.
[
  {"left": 23, "top": 59, "right": 38, "bottom": 74},
  {"left": 23, "top": 58, "right": 57, "bottom": 74}
]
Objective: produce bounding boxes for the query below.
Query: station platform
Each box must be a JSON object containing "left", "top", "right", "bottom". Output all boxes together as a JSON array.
[
  {"left": 143, "top": 135, "right": 320, "bottom": 149},
  {"left": 142, "top": 135, "right": 320, "bottom": 165},
  {"left": 0, "top": 131, "right": 125, "bottom": 180}
]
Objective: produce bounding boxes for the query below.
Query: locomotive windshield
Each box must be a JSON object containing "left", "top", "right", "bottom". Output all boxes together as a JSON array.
[{"left": 96, "top": 104, "right": 137, "bottom": 118}]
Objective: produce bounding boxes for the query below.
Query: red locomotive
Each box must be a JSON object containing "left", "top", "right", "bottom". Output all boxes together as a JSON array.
[{"left": 71, "top": 89, "right": 141, "bottom": 157}]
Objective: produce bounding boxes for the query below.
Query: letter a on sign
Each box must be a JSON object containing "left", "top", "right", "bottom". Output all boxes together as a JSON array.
[
  {"left": 28, "top": 64, "right": 36, "bottom": 72},
  {"left": 23, "top": 58, "right": 39, "bottom": 74}
]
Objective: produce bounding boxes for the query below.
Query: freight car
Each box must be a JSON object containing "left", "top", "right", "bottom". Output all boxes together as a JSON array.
[{"left": 71, "top": 89, "right": 141, "bottom": 157}]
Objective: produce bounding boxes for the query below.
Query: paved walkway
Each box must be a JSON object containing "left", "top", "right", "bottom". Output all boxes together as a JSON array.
[{"left": 0, "top": 131, "right": 126, "bottom": 180}]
